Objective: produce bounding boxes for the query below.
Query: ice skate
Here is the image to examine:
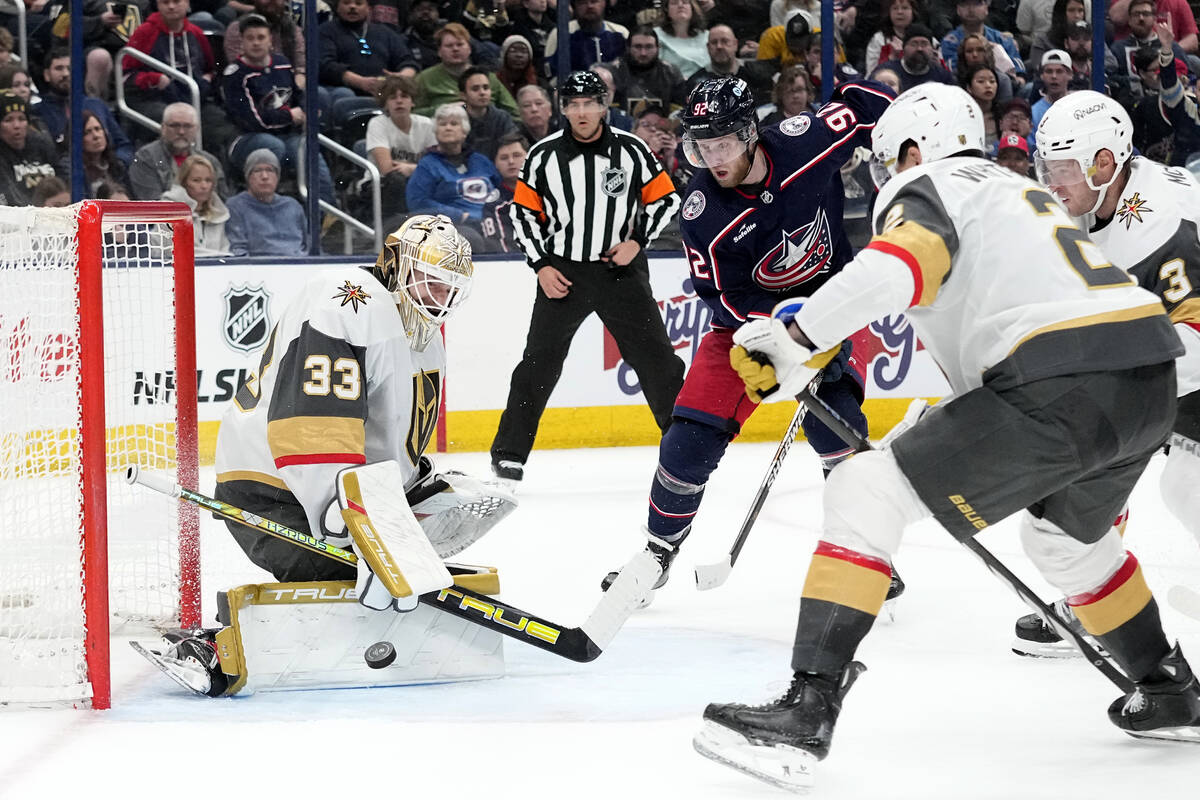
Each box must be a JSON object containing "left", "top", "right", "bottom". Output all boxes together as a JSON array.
[
  {"left": 693, "top": 662, "right": 866, "bottom": 792},
  {"left": 1109, "top": 643, "right": 1200, "bottom": 743},
  {"left": 1011, "top": 598, "right": 1106, "bottom": 658},
  {"left": 131, "top": 629, "right": 228, "bottom": 698},
  {"left": 600, "top": 536, "right": 677, "bottom": 609},
  {"left": 881, "top": 567, "right": 905, "bottom": 622}
]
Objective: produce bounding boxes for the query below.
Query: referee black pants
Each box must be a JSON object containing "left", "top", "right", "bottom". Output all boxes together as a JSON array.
[{"left": 491, "top": 252, "right": 685, "bottom": 465}]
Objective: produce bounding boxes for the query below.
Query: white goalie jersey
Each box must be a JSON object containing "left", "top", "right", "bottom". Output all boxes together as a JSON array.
[
  {"left": 215, "top": 265, "right": 444, "bottom": 537},
  {"left": 793, "top": 157, "right": 1182, "bottom": 395}
]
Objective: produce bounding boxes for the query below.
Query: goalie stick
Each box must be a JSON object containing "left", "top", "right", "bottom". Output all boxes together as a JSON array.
[
  {"left": 693, "top": 374, "right": 824, "bottom": 591},
  {"left": 796, "top": 393, "right": 1136, "bottom": 693},
  {"left": 125, "top": 466, "right": 644, "bottom": 664}
]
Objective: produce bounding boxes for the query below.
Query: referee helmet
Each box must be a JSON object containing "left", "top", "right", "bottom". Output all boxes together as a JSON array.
[{"left": 560, "top": 70, "right": 607, "bottom": 104}]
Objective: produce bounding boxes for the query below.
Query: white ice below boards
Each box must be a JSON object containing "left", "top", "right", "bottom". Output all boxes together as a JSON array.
[{"left": 2, "top": 444, "right": 1199, "bottom": 798}]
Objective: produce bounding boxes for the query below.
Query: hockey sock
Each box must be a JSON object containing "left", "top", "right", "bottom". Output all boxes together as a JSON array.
[
  {"left": 802, "top": 377, "right": 867, "bottom": 477},
  {"left": 791, "top": 542, "right": 892, "bottom": 677},
  {"left": 1069, "top": 552, "right": 1170, "bottom": 682},
  {"left": 647, "top": 418, "right": 730, "bottom": 541}
]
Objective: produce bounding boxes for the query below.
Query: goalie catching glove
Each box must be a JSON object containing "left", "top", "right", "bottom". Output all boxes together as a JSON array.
[
  {"left": 730, "top": 300, "right": 844, "bottom": 402},
  {"left": 404, "top": 456, "right": 518, "bottom": 557}
]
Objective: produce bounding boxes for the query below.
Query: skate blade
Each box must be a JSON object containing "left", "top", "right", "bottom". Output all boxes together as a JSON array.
[
  {"left": 693, "top": 719, "right": 816, "bottom": 794},
  {"left": 1010, "top": 636, "right": 1108, "bottom": 660},
  {"left": 129, "top": 641, "right": 212, "bottom": 696},
  {"left": 1124, "top": 726, "right": 1200, "bottom": 744}
]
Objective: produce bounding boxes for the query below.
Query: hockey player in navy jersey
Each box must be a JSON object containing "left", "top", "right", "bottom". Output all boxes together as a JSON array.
[{"left": 602, "top": 75, "right": 897, "bottom": 603}]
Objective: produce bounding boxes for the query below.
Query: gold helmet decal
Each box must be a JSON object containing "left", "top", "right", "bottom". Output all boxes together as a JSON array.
[{"left": 374, "top": 214, "right": 474, "bottom": 351}]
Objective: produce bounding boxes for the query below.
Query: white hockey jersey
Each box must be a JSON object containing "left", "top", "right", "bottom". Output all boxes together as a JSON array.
[
  {"left": 215, "top": 265, "right": 444, "bottom": 537},
  {"left": 1083, "top": 157, "right": 1200, "bottom": 396},
  {"left": 794, "top": 157, "right": 1182, "bottom": 396}
]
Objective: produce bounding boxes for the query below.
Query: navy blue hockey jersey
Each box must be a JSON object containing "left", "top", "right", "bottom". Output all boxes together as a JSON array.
[{"left": 680, "top": 81, "right": 894, "bottom": 330}]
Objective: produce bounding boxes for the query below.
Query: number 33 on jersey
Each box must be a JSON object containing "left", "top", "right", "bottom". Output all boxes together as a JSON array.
[{"left": 216, "top": 265, "right": 444, "bottom": 537}]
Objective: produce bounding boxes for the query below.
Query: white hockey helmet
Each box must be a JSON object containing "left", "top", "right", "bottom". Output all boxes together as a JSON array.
[
  {"left": 373, "top": 214, "right": 474, "bottom": 351},
  {"left": 869, "top": 83, "right": 984, "bottom": 188},
  {"left": 1033, "top": 90, "right": 1132, "bottom": 216}
]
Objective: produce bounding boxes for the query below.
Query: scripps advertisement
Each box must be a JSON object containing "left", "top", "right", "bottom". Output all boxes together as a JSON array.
[{"left": 184, "top": 256, "right": 946, "bottom": 431}]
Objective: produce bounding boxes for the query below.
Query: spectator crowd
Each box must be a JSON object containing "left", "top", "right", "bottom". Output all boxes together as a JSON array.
[{"left": 2, "top": 0, "right": 1200, "bottom": 255}]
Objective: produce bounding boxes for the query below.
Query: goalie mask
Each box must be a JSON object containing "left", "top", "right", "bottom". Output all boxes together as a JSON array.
[{"left": 373, "top": 214, "right": 474, "bottom": 351}]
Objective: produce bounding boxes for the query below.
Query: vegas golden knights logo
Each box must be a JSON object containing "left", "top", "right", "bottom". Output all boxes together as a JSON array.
[{"left": 407, "top": 370, "right": 441, "bottom": 464}]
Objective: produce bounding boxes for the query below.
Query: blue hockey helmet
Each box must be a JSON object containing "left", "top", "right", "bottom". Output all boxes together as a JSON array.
[{"left": 681, "top": 77, "right": 759, "bottom": 168}]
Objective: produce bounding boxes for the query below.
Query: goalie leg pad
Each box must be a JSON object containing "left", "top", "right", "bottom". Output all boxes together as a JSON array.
[{"left": 214, "top": 580, "right": 505, "bottom": 695}]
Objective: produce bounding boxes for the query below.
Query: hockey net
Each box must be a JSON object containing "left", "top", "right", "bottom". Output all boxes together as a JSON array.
[{"left": 0, "top": 201, "right": 198, "bottom": 709}]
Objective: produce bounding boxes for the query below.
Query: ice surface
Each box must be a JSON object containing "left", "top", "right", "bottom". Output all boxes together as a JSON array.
[{"left": 2, "top": 444, "right": 1198, "bottom": 798}]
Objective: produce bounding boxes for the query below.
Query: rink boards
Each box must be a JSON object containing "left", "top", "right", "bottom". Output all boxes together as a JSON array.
[{"left": 185, "top": 255, "right": 950, "bottom": 462}]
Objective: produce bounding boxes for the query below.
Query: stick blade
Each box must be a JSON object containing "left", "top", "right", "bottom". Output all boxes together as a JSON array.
[{"left": 694, "top": 558, "right": 732, "bottom": 591}]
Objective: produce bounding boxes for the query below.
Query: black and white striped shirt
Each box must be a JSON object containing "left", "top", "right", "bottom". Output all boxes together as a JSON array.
[{"left": 509, "top": 124, "right": 681, "bottom": 266}]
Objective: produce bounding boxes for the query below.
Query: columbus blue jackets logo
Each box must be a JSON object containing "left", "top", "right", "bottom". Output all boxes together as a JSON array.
[
  {"left": 602, "top": 167, "right": 628, "bottom": 197},
  {"left": 682, "top": 190, "right": 706, "bottom": 220},
  {"left": 753, "top": 209, "right": 834, "bottom": 289},
  {"left": 779, "top": 116, "right": 811, "bottom": 137},
  {"left": 223, "top": 284, "right": 272, "bottom": 353}
]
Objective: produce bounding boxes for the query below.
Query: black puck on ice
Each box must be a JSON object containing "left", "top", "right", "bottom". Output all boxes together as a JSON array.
[{"left": 364, "top": 641, "right": 396, "bottom": 669}]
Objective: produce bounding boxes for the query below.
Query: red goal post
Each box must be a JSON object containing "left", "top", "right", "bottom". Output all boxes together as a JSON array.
[{"left": 0, "top": 201, "right": 199, "bottom": 710}]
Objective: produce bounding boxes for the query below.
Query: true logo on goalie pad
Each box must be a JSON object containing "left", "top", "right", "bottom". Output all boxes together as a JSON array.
[{"left": 222, "top": 284, "right": 272, "bottom": 353}]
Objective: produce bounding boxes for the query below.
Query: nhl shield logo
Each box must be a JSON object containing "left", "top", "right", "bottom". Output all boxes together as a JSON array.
[
  {"left": 602, "top": 167, "right": 628, "bottom": 197},
  {"left": 223, "top": 284, "right": 272, "bottom": 353}
]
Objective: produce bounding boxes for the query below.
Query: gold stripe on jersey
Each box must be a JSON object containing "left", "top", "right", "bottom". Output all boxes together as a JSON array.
[
  {"left": 1169, "top": 297, "right": 1200, "bottom": 325},
  {"left": 216, "top": 470, "right": 290, "bottom": 491},
  {"left": 869, "top": 221, "right": 952, "bottom": 307},
  {"left": 267, "top": 416, "right": 366, "bottom": 465},
  {"left": 1008, "top": 303, "right": 1167, "bottom": 355}
]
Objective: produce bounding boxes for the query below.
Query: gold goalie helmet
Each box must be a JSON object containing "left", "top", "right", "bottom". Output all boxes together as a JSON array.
[{"left": 373, "top": 214, "right": 474, "bottom": 351}]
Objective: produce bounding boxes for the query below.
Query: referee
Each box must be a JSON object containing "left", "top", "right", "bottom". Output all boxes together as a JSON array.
[{"left": 491, "top": 70, "right": 685, "bottom": 482}]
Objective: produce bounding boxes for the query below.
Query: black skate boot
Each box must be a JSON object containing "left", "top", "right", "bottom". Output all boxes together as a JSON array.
[
  {"left": 600, "top": 536, "right": 678, "bottom": 607},
  {"left": 131, "top": 629, "right": 229, "bottom": 697},
  {"left": 1108, "top": 643, "right": 1200, "bottom": 742},
  {"left": 693, "top": 662, "right": 866, "bottom": 792},
  {"left": 1011, "top": 598, "right": 1107, "bottom": 658},
  {"left": 886, "top": 568, "right": 905, "bottom": 601}
]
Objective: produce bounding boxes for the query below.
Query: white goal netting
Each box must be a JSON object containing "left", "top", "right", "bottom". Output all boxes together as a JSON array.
[{"left": 0, "top": 203, "right": 197, "bottom": 707}]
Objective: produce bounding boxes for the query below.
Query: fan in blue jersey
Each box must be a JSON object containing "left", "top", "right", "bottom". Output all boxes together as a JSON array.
[{"left": 600, "top": 75, "right": 900, "bottom": 604}]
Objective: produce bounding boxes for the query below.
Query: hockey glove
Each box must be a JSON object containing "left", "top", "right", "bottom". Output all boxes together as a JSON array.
[
  {"left": 406, "top": 460, "right": 518, "bottom": 558},
  {"left": 732, "top": 317, "right": 842, "bottom": 402}
]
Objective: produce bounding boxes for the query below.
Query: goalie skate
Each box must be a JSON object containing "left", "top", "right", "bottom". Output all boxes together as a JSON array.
[
  {"left": 693, "top": 718, "right": 817, "bottom": 794},
  {"left": 130, "top": 641, "right": 216, "bottom": 697}
]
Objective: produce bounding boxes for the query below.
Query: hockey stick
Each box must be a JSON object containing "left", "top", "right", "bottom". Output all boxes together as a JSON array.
[
  {"left": 124, "top": 465, "right": 640, "bottom": 664},
  {"left": 796, "top": 393, "right": 1136, "bottom": 693},
  {"left": 693, "top": 374, "right": 823, "bottom": 591}
]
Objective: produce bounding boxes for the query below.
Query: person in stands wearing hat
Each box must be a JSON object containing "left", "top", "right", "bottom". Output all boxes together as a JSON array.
[
  {"left": 877, "top": 23, "right": 955, "bottom": 92},
  {"left": 940, "top": 0, "right": 1024, "bottom": 86},
  {"left": 1031, "top": 48, "right": 1072, "bottom": 131},
  {"left": 994, "top": 131, "right": 1031, "bottom": 177},
  {"left": 865, "top": 0, "right": 935, "bottom": 76},
  {"left": 495, "top": 34, "right": 538, "bottom": 97},
  {"left": 0, "top": 90, "right": 57, "bottom": 206},
  {"left": 225, "top": 148, "right": 309, "bottom": 256},
  {"left": 1062, "top": 18, "right": 1121, "bottom": 96},
  {"left": 998, "top": 96, "right": 1033, "bottom": 151}
]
